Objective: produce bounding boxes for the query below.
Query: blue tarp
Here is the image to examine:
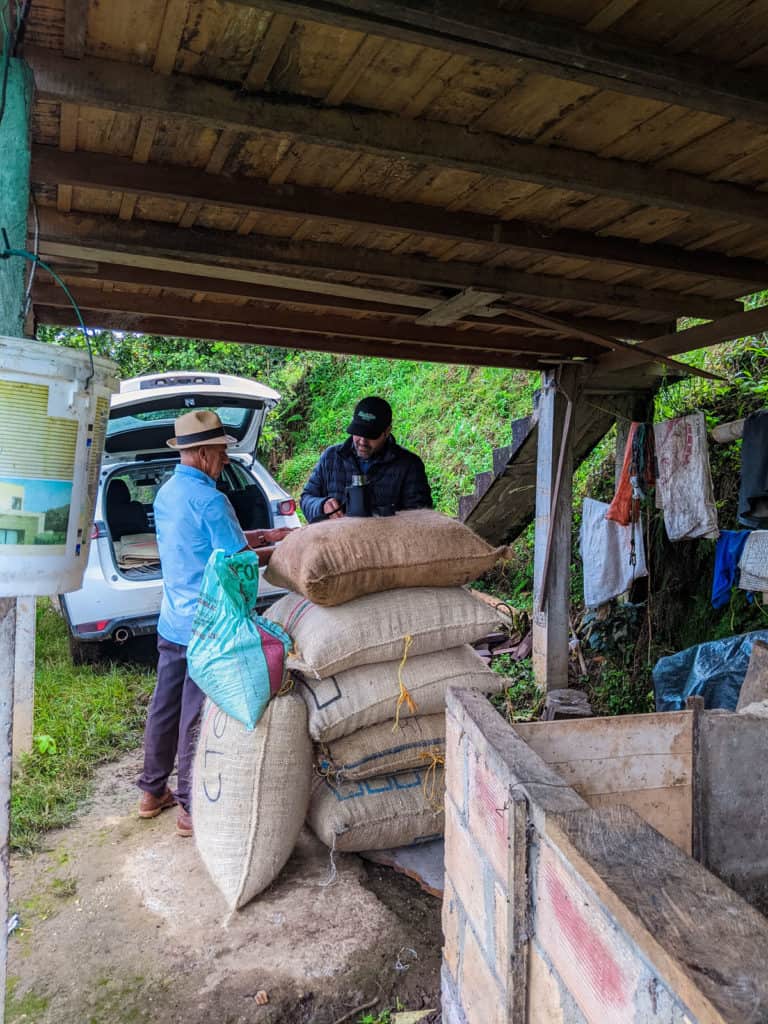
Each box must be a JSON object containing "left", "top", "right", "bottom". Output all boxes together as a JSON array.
[{"left": 653, "top": 628, "right": 768, "bottom": 711}]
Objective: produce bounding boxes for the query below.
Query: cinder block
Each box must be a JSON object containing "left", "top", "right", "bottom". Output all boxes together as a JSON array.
[
  {"left": 445, "top": 799, "right": 489, "bottom": 949},
  {"left": 534, "top": 840, "right": 642, "bottom": 1024},
  {"left": 493, "top": 880, "right": 509, "bottom": 984},
  {"left": 445, "top": 710, "right": 466, "bottom": 819},
  {"left": 468, "top": 752, "right": 511, "bottom": 882},
  {"left": 441, "top": 963, "right": 469, "bottom": 1024},
  {"left": 442, "top": 875, "right": 463, "bottom": 982},
  {"left": 528, "top": 944, "right": 566, "bottom": 1024},
  {"left": 460, "top": 924, "right": 506, "bottom": 1024}
]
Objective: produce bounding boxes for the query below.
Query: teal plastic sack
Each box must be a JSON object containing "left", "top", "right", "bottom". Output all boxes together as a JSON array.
[{"left": 188, "top": 549, "right": 292, "bottom": 729}]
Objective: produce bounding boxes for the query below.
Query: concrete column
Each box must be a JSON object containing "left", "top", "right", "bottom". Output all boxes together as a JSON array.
[
  {"left": 532, "top": 367, "right": 578, "bottom": 691},
  {"left": 12, "top": 597, "right": 35, "bottom": 762},
  {"left": 0, "top": 57, "right": 33, "bottom": 1024},
  {"left": 0, "top": 59, "right": 33, "bottom": 338},
  {"left": 0, "top": 600, "right": 15, "bottom": 1024}
]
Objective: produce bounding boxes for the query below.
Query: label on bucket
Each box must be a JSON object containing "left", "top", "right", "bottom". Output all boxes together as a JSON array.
[{"left": 0, "top": 380, "right": 78, "bottom": 552}]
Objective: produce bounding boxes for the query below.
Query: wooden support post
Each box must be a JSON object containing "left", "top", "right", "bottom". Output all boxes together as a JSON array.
[
  {"left": 532, "top": 366, "right": 578, "bottom": 691},
  {"left": 615, "top": 417, "right": 630, "bottom": 490},
  {"left": 0, "top": 600, "right": 15, "bottom": 1024},
  {"left": 12, "top": 598, "right": 35, "bottom": 763},
  {"left": 687, "top": 695, "right": 705, "bottom": 865}
]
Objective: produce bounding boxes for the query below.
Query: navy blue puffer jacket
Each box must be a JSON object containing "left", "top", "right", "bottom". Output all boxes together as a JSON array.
[{"left": 300, "top": 436, "right": 433, "bottom": 524}]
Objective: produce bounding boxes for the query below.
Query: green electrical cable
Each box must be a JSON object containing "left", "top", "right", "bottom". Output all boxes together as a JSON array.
[{"left": 1, "top": 236, "right": 95, "bottom": 388}]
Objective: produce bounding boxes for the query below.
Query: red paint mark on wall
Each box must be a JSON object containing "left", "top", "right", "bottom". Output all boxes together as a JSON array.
[
  {"left": 544, "top": 861, "right": 629, "bottom": 1009},
  {"left": 474, "top": 759, "right": 507, "bottom": 844}
]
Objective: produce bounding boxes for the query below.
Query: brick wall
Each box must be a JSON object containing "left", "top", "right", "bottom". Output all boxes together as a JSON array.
[{"left": 442, "top": 689, "right": 768, "bottom": 1024}]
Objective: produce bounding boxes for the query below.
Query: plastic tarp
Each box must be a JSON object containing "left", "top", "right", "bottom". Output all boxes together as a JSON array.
[{"left": 653, "top": 628, "right": 768, "bottom": 712}]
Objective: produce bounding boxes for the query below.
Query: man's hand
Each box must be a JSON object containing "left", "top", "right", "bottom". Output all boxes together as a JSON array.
[
  {"left": 244, "top": 527, "right": 297, "bottom": 548},
  {"left": 323, "top": 497, "right": 345, "bottom": 519}
]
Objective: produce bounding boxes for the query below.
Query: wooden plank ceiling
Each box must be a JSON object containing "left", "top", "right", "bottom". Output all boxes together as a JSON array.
[{"left": 20, "top": 0, "right": 768, "bottom": 375}]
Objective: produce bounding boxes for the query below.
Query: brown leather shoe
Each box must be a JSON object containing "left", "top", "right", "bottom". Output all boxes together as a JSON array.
[
  {"left": 138, "top": 788, "right": 176, "bottom": 819},
  {"left": 176, "top": 808, "right": 193, "bottom": 838}
]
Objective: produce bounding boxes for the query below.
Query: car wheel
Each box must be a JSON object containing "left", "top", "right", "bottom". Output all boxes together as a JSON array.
[{"left": 68, "top": 635, "right": 104, "bottom": 667}]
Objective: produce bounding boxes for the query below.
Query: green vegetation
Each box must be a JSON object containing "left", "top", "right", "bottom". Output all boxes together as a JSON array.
[
  {"left": 489, "top": 659, "right": 543, "bottom": 722},
  {"left": 273, "top": 355, "right": 536, "bottom": 513},
  {"left": 11, "top": 601, "right": 154, "bottom": 853},
  {"left": 5, "top": 977, "right": 49, "bottom": 1022}
]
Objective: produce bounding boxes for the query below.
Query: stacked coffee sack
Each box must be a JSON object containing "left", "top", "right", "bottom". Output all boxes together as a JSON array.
[{"left": 264, "top": 508, "right": 510, "bottom": 856}]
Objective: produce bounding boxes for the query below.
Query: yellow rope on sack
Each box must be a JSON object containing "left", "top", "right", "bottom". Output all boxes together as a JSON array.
[
  {"left": 419, "top": 748, "right": 446, "bottom": 812},
  {"left": 277, "top": 672, "right": 295, "bottom": 697},
  {"left": 392, "top": 634, "right": 417, "bottom": 731}
]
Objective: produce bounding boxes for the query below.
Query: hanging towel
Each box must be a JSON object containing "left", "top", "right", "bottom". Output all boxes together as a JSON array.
[
  {"left": 711, "top": 530, "right": 750, "bottom": 609},
  {"left": 738, "top": 409, "right": 768, "bottom": 529},
  {"left": 580, "top": 498, "right": 648, "bottom": 608},
  {"left": 654, "top": 412, "right": 718, "bottom": 541},
  {"left": 738, "top": 531, "right": 768, "bottom": 592},
  {"left": 606, "top": 421, "right": 655, "bottom": 526}
]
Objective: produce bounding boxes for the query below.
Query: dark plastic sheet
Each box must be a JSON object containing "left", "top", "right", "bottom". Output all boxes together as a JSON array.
[{"left": 653, "top": 629, "right": 768, "bottom": 712}]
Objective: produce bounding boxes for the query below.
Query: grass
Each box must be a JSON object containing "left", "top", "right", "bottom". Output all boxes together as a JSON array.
[
  {"left": 11, "top": 601, "right": 155, "bottom": 854},
  {"left": 5, "top": 977, "right": 49, "bottom": 1022}
]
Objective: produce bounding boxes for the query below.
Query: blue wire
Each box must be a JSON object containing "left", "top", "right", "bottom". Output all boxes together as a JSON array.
[{"left": 1, "top": 241, "right": 95, "bottom": 387}]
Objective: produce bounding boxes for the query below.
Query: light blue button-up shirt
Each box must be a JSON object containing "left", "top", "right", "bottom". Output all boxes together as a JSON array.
[{"left": 155, "top": 464, "right": 246, "bottom": 646}]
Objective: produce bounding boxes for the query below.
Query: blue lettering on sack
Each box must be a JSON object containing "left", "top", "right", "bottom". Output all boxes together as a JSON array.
[
  {"left": 202, "top": 743, "right": 224, "bottom": 803},
  {"left": 329, "top": 770, "right": 425, "bottom": 802}
]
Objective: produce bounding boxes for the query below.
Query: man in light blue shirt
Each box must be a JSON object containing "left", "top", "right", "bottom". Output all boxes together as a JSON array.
[{"left": 137, "top": 410, "right": 246, "bottom": 837}]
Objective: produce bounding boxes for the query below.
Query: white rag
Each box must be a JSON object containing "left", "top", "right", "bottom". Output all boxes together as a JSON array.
[
  {"left": 738, "top": 531, "right": 768, "bottom": 592},
  {"left": 580, "top": 498, "right": 648, "bottom": 608},
  {"left": 654, "top": 412, "right": 718, "bottom": 541}
]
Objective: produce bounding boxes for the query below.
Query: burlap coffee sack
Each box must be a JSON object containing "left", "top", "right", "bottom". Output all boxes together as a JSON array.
[
  {"left": 266, "top": 586, "right": 503, "bottom": 679},
  {"left": 264, "top": 509, "right": 509, "bottom": 606}
]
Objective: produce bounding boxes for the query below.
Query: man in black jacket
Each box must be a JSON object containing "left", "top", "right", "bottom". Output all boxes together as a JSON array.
[{"left": 300, "top": 396, "right": 433, "bottom": 523}]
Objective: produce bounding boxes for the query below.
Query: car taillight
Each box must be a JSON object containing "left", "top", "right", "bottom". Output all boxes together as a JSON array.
[
  {"left": 76, "top": 620, "right": 110, "bottom": 634},
  {"left": 276, "top": 499, "right": 296, "bottom": 516}
]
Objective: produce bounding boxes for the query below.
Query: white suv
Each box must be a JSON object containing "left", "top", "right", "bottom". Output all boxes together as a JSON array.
[{"left": 60, "top": 371, "right": 300, "bottom": 664}]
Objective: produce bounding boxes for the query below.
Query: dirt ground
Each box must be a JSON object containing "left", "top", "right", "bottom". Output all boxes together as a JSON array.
[{"left": 7, "top": 749, "right": 443, "bottom": 1024}]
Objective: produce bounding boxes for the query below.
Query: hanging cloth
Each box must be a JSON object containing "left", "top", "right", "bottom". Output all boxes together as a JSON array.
[
  {"left": 654, "top": 412, "right": 718, "bottom": 541},
  {"left": 711, "top": 530, "right": 750, "bottom": 609},
  {"left": 738, "top": 531, "right": 768, "bottom": 593},
  {"left": 738, "top": 410, "right": 768, "bottom": 529},
  {"left": 580, "top": 498, "right": 648, "bottom": 608},
  {"left": 606, "top": 422, "right": 655, "bottom": 526}
]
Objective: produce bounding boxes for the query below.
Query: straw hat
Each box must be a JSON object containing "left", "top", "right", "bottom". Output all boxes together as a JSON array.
[{"left": 166, "top": 409, "right": 237, "bottom": 450}]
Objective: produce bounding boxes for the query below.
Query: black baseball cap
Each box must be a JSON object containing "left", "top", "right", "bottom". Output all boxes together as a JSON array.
[{"left": 346, "top": 396, "right": 392, "bottom": 439}]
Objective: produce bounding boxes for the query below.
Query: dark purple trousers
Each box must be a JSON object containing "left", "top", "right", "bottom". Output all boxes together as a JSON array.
[{"left": 137, "top": 636, "right": 205, "bottom": 813}]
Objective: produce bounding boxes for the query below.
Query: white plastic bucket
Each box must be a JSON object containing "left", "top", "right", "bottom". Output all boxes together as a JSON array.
[{"left": 0, "top": 335, "right": 119, "bottom": 597}]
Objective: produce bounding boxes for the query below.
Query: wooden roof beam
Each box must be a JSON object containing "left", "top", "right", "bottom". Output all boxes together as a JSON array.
[
  {"left": 234, "top": 0, "right": 768, "bottom": 126},
  {"left": 595, "top": 303, "right": 768, "bottom": 374},
  {"left": 32, "top": 282, "right": 603, "bottom": 358},
  {"left": 35, "top": 208, "right": 736, "bottom": 321},
  {"left": 63, "top": 0, "right": 88, "bottom": 58},
  {"left": 26, "top": 48, "right": 768, "bottom": 231},
  {"left": 33, "top": 306, "right": 548, "bottom": 371},
  {"left": 49, "top": 260, "right": 671, "bottom": 341},
  {"left": 31, "top": 145, "right": 768, "bottom": 288}
]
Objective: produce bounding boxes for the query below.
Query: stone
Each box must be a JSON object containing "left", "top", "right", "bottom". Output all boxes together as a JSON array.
[{"left": 541, "top": 688, "right": 593, "bottom": 721}]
